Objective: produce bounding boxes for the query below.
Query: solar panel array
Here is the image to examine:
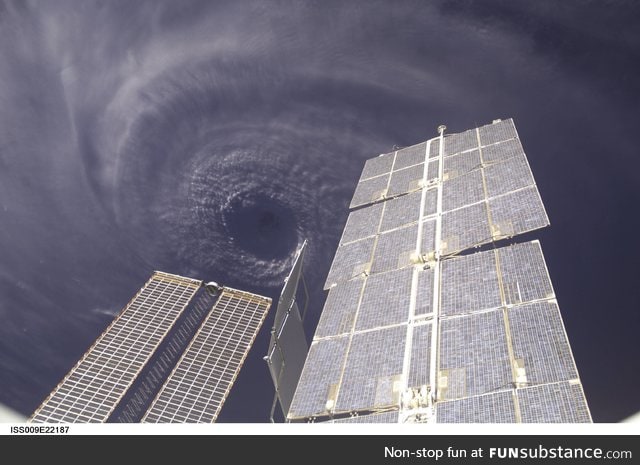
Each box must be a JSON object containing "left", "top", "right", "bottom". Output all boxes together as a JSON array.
[
  {"left": 112, "top": 288, "right": 217, "bottom": 422},
  {"left": 30, "top": 272, "right": 201, "bottom": 423},
  {"left": 142, "top": 289, "right": 271, "bottom": 423},
  {"left": 266, "top": 241, "right": 309, "bottom": 418},
  {"left": 325, "top": 119, "right": 549, "bottom": 290},
  {"left": 289, "top": 119, "right": 591, "bottom": 423}
]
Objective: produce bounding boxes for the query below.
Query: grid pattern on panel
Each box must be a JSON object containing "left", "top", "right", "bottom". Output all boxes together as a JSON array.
[
  {"left": 484, "top": 153, "right": 534, "bottom": 198},
  {"left": 324, "top": 237, "right": 375, "bottom": 289},
  {"left": 509, "top": 301, "right": 578, "bottom": 385},
  {"left": 426, "top": 159, "right": 440, "bottom": 184},
  {"left": 355, "top": 267, "right": 412, "bottom": 331},
  {"left": 30, "top": 272, "right": 200, "bottom": 423},
  {"left": 436, "top": 391, "right": 516, "bottom": 423},
  {"left": 444, "top": 130, "right": 477, "bottom": 156},
  {"left": 360, "top": 152, "right": 395, "bottom": 181},
  {"left": 333, "top": 410, "right": 399, "bottom": 423},
  {"left": 394, "top": 142, "right": 427, "bottom": 170},
  {"left": 481, "top": 139, "right": 524, "bottom": 164},
  {"left": 478, "top": 119, "right": 516, "bottom": 146},
  {"left": 288, "top": 336, "right": 350, "bottom": 419},
  {"left": 370, "top": 225, "right": 417, "bottom": 274},
  {"left": 314, "top": 278, "right": 364, "bottom": 339},
  {"left": 387, "top": 164, "right": 424, "bottom": 197},
  {"left": 438, "top": 310, "right": 512, "bottom": 401},
  {"left": 274, "top": 242, "right": 305, "bottom": 332},
  {"left": 379, "top": 191, "right": 422, "bottom": 233},
  {"left": 441, "top": 202, "right": 491, "bottom": 255},
  {"left": 440, "top": 250, "right": 501, "bottom": 316},
  {"left": 428, "top": 139, "right": 440, "bottom": 159},
  {"left": 408, "top": 323, "right": 431, "bottom": 388},
  {"left": 442, "top": 170, "right": 485, "bottom": 212},
  {"left": 488, "top": 187, "right": 549, "bottom": 240},
  {"left": 443, "top": 150, "right": 481, "bottom": 180},
  {"left": 497, "top": 241, "right": 554, "bottom": 305},
  {"left": 340, "top": 203, "right": 384, "bottom": 245},
  {"left": 335, "top": 325, "right": 406, "bottom": 412},
  {"left": 415, "top": 268, "right": 434, "bottom": 316},
  {"left": 423, "top": 188, "right": 438, "bottom": 217},
  {"left": 350, "top": 174, "right": 389, "bottom": 209},
  {"left": 112, "top": 290, "right": 216, "bottom": 422},
  {"left": 518, "top": 382, "right": 591, "bottom": 423},
  {"left": 421, "top": 219, "right": 436, "bottom": 256},
  {"left": 141, "top": 290, "right": 270, "bottom": 423}
]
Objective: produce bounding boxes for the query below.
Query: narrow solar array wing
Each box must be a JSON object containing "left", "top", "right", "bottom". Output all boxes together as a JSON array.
[
  {"left": 265, "top": 241, "right": 310, "bottom": 419},
  {"left": 289, "top": 118, "right": 590, "bottom": 423},
  {"left": 142, "top": 288, "right": 271, "bottom": 423},
  {"left": 30, "top": 272, "right": 201, "bottom": 423}
]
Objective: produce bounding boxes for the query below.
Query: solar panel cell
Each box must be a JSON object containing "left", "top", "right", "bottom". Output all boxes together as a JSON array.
[
  {"left": 478, "top": 119, "right": 517, "bottom": 146},
  {"left": 509, "top": 301, "right": 578, "bottom": 385},
  {"left": 436, "top": 391, "right": 516, "bottom": 423},
  {"left": 408, "top": 323, "right": 432, "bottom": 387},
  {"left": 438, "top": 310, "right": 511, "bottom": 400},
  {"left": 498, "top": 241, "right": 554, "bottom": 305},
  {"left": 350, "top": 174, "right": 389, "bottom": 209},
  {"left": 288, "top": 336, "right": 350, "bottom": 419},
  {"left": 440, "top": 250, "right": 501, "bottom": 316},
  {"left": 324, "top": 237, "right": 375, "bottom": 289},
  {"left": 444, "top": 129, "right": 477, "bottom": 156},
  {"left": 442, "top": 169, "right": 485, "bottom": 212},
  {"left": 314, "top": 278, "right": 364, "bottom": 339},
  {"left": 518, "top": 382, "right": 591, "bottom": 423},
  {"left": 371, "top": 225, "right": 417, "bottom": 274},
  {"left": 340, "top": 203, "right": 384, "bottom": 245},
  {"left": 488, "top": 187, "right": 549, "bottom": 239},
  {"left": 335, "top": 326, "right": 406, "bottom": 412},
  {"left": 379, "top": 191, "right": 422, "bottom": 232},
  {"left": 428, "top": 139, "right": 440, "bottom": 159},
  {"left": 443, "top": 150, "right": 481, "bottom": 180},
  {"left": 387, "top": 164, "right": 424, "bottom": 197},
  {"left": 356, "top": 267, "right": 412, "bottom": 331},
  {"left": 441, "top": 202, "right": 491, "bottom": 255},
  {"left": 484, "top": 154, "right": 534, "bottom": 198},
  {"left": 360, "top": 152, "right": 395, "bottom": 181},
  {"left": 481, "top": 138, "right": 524, "bottom": 164},
  {"left": 394, "top": 143, "right": 427, "bottom": 170},
  {"left": 414, "top": 268, "right": 434, "bottom": 316}
]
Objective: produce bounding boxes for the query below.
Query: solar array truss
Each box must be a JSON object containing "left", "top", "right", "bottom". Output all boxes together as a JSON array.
[
  {"left": 142, "top": 288, "right": 271, "bottom": 423},
  {"left": 288, "top": 118, "right": 591, "bottom": 423},
  {"left": 30, "top": 272, "right": 202, "bottom": 423}
]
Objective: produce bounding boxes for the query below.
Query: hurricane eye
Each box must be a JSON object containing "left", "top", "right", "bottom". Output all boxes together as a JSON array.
[{"left": 222, "top": 192, "right": 299, "bottom": 260}]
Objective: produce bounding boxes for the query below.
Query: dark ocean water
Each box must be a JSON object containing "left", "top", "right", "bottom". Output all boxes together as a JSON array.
[{"left": 0, "top": 0, "right": 639, "bottom": 422}]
